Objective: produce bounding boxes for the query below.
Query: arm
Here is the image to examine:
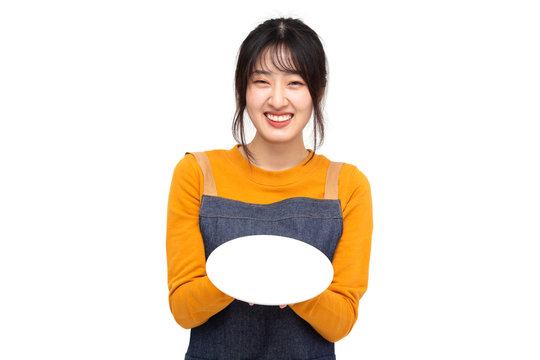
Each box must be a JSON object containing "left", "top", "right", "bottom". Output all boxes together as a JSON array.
[
  {"left": 166, "top": 154, "right": 235, "bottom": 329},
  {"left": 289, "top": 164, "right": 373, "bottom": 342}
]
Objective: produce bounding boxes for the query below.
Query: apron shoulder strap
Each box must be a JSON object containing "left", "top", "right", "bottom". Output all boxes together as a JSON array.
[
  {"left": 324, "top": 161, "right": 344, "bottom": 199},
  {"left": 185, "top": 151, "right": 218, "bottom": 196}
]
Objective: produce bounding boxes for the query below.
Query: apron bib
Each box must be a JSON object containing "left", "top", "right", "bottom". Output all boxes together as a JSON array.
[{"left": 185, "top": 151, "right": 344, "bottom": 360}]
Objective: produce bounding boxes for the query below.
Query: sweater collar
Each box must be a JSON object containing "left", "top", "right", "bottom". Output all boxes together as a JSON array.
[{"left": 226, "top": 144, "right": 321, "bottom": 186}]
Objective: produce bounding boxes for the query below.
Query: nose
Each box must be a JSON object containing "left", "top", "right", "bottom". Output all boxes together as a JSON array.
[{"left": 268, "top": 84, "right": 288, "bottom": 108}]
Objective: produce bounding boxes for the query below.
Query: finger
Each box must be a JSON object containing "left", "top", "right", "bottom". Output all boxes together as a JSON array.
[
  {"left": 279, "top": 305, "right": 286, "bottom": 309},
  {"left": 249, "top": 303, "right": 254, "bottom": 306}
]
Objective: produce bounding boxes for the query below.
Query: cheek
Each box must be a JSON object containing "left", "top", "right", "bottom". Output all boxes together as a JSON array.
[
  {"left": 246, "top": 87, "right": 265, "bottom": 109},
  {"left": 291, "top": 91, "right": 313, "bottom": 112}
]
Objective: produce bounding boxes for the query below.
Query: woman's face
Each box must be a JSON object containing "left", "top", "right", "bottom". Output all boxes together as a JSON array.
[{"left": 245, "top": 50, "right": 313, "bottom": 146}]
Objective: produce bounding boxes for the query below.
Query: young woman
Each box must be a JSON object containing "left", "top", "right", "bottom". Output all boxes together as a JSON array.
[{"left": 166, "top": 17, "right": 373, "bottom": 360}]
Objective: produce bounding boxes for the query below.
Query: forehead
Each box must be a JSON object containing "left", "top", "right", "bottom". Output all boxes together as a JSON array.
[{"left": 252, "top": 45, "right": 299, "bottom": 74}]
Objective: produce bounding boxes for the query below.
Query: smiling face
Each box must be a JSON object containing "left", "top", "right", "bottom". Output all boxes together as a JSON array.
[{"left": 245, "top": 48, "right": 313, "bottom": 146}]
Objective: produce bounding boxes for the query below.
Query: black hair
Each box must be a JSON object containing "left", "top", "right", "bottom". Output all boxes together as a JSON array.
[{"left": 232, "top": 17, "right": 328, "bottom": 165}]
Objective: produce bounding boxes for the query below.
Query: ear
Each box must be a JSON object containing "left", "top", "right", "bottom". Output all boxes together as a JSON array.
[{"left": 317, "top": 88, "right": 326, "bottom": 104}]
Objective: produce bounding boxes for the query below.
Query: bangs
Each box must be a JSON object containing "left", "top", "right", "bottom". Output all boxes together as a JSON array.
[{"left": 251, "top": 43, "right": 303, "bottom": 76}]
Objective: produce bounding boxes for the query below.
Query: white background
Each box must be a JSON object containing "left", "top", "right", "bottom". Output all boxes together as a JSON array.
[{"left": 1, "top": 0, "right": 539, "bottom": 359}]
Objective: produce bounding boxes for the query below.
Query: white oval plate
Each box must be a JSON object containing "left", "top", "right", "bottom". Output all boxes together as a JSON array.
[{"left": 206, "top": 234, "right": 334, "bottom": 306}]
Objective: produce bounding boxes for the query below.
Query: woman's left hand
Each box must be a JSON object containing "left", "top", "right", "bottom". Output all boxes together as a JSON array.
[{"left": 248, "top": 303, "right": 290, "bottom": 308}]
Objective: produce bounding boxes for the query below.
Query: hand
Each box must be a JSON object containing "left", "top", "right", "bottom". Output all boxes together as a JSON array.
[{"left": 248, "top": 303, "right": 288, "bottom": 308}]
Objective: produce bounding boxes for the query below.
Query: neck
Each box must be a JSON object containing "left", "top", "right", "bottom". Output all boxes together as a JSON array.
[{"left": 241, "top": 136, "right": 310, "bottom": 171}]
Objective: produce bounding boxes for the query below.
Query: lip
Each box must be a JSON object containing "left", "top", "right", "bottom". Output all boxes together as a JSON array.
[
  {"left": 265, "top": 111, "right": 294, "bottom": 116},
  {"left": 265, "top": 113, "right": 292, "bottom": 128}
]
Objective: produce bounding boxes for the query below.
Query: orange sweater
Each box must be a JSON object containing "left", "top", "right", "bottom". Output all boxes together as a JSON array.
[{"left": 166, "top": 145, "right": 373, "bottom": 343}]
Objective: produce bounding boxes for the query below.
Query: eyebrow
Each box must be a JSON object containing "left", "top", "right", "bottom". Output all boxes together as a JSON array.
[{"left": 251, "top": 69, "right": 301, "bottom": 76}]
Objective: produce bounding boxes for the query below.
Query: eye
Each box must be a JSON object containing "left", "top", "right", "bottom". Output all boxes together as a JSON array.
[
  {"left": 289, "top": 81, "right": 304, "bottom": 86},
  {"left": 253, "top": 79, "right": 268, "bottom": 84}
]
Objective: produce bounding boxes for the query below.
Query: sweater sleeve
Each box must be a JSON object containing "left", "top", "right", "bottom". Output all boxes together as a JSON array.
[
  {"left": 289, "top": 164, "right": 373, "bottom": 342},
  {"left": 166, "top": 153, "right": 235, "bottom": 329}
]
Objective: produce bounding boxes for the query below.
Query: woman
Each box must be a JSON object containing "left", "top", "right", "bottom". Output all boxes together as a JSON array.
[{"left": 166, "top": 17, "right": 373, "bottom": 360}]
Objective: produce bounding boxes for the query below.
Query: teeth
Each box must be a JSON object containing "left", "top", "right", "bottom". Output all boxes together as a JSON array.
[{"left": 266, "top": 113, "right": 293, "bottom": 122}]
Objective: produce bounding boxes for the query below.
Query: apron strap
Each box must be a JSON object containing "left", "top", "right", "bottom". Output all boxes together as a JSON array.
[
  {"left": 324, "top": 161, "right": 344, "bottom": 199},
  {"left": 186, "top": 151, "right": 218, "bottom": 196},
  {"left": 187, "top": 151, "right": 342, "bottom": 199}
]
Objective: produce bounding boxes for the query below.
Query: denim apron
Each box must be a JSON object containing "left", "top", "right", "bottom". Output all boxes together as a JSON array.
[{"left": 185, "top": 151, "right": 344, "bottom": 360}]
